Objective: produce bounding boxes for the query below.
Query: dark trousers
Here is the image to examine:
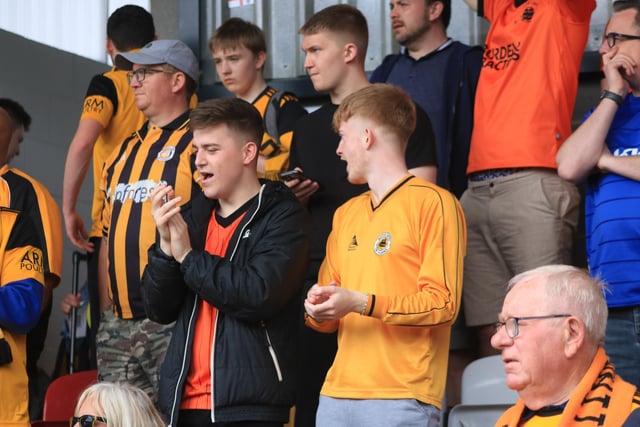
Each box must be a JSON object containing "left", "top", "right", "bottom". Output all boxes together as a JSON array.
[
  {"left": 85, "top": 236, "right": 102, "bottom": 369},
  {"left": 27, "top": 298, "right": 52, "bottom": 420},
  {"left": 294, "top": 279, "right": 338, "bottom": 427},
  {"left": 178, "top": 410, "right": 282, "bottom": 427}
]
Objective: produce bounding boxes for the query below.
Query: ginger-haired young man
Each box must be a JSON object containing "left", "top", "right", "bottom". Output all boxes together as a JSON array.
[{"left": 304, "top": 84, "right": 465, "bottom": 426}]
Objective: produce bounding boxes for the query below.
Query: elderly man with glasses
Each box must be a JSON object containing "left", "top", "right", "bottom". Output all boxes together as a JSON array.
[
  {"left": 92, "top": 39, "right": 200, "bottom": 402},
  {"left": 492, "top": 265, "right": 640, "bottom": 426},
  {"left": 557, "top": 0, "right": 640, "bottom": 389}
]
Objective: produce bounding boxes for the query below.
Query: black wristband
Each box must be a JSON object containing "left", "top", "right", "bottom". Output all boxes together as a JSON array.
[{"left": 600, "top": 90, "right": 624, "bottom": 107}]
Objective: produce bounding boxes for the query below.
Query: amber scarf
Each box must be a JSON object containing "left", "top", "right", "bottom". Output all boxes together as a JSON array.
[{"left": 496, "top": 347, "right": 639, "bottom": 427}]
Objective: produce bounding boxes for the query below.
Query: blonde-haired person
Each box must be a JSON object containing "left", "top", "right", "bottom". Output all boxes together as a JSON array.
[{"left": 72, "top": 382, "right": 166, "bottom": 427}]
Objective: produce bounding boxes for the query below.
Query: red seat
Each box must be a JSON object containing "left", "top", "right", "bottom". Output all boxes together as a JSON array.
[{"left": 33, "top": 370, "right": 98, "bottom": 425}]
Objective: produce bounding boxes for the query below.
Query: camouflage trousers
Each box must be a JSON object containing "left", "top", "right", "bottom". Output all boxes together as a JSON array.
[{"left": 96, "top": 307, "right": 174, "bottom": 403}]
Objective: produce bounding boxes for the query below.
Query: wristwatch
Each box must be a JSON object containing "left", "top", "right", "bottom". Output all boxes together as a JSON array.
[{"left": 600, "top": 90, "right": 624, "bottom": 107}]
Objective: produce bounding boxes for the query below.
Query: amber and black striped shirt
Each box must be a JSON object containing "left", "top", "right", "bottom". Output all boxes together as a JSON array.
[{"left": 101, "top": 111, "right": 198, "bottom": 319}]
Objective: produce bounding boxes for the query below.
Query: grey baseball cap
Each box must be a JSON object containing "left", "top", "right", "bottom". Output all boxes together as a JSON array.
[{"left": 115, "top": 39, "right": 200, "bottom": 83}]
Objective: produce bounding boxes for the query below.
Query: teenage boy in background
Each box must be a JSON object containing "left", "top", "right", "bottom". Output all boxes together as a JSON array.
[{"left": 209, "top": 17, "right": 307, "bottom": 180}]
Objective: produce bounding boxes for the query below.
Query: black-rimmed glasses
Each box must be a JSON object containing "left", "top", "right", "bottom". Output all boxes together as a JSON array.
[
  {"left": 494, "top": 314, "right": 571, "bottom": 339},
  {"left": 70, "top": 415, "right": 108, "bottom": 427},
  {"left": 126, "top": 67, "right": 167, "bottom": 84},
  {"left": 605, "top": 32, "right": 640, "bottom": 48}
]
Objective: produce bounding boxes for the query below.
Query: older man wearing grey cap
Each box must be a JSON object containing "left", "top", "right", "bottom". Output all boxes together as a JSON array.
[{"left": 95, "top": 39, "right": 200, "bottom": 401}]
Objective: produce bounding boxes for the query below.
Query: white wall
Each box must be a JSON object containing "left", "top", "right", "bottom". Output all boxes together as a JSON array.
[{"left": 0, "top": 0, "right": 150, "bottom": 64}]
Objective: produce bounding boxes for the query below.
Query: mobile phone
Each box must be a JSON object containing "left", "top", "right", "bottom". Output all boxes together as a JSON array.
[{"left": 279, "top": 170, "right": 310, "bottom": 182}]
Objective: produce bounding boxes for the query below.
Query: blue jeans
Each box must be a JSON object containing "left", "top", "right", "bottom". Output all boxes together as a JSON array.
[{"left": 605, "top": 306, "right": 640, "bottom": 388}]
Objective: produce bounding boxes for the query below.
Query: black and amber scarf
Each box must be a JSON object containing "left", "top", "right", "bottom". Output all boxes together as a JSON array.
[{"left": 496, "top": 348, "right": 640, "bottom": 427}]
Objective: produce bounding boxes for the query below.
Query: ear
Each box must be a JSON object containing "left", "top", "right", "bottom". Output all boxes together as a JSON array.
[
  {"left": 242, "top": 141, "right": 259, "bottom": 165},
  {"left": 343, "top": 42, "right": 359, "bottom": 64},
  {"left": 563, "top": 317, "right": 585, "bottom": 359},
  {"left": 363, "top": 127, "right": 374, "bottom": 150},
  {"left": 255, "top": 51, "right": 267, "bottom": 70},
  {"left": 106, "top": 38, "right": 115, "bottom": 57},
  {"left": 171, "top": 71, "right": 187, "bottom": 94},
  {"left": 429, "top": 1, "right": 444, "bottom": 23}
]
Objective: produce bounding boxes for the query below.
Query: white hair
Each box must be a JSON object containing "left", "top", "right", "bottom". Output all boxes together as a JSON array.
[
  {"left": 507, "top": 265, "right": 608, "bottom": 346},
  {"left": 74, "top": 382, "right": 166, "bottom": 427}
]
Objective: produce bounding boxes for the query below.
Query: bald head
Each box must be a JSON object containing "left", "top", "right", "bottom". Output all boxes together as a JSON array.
[{"left": 0, "top": 108, "right": 12, "bottom": 165}]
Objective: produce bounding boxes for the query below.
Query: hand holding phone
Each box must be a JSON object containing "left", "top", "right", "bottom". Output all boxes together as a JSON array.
[
  {"left": 279, "top": 169, "right": 310, "bottom": 182},
  {"left": 279, "top": 169, "right": 320, "bottom": 203}
]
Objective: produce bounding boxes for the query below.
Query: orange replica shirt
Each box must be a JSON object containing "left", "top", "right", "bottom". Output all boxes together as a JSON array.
[
  {"left": 467, "top": 0, "right": 595, "bottom": 174},
  {"left": 181, "top": 210, "right": 246, "bottom": 410},
  {"left": 308, "top": 176, "right": 466, "bottom": 408}
]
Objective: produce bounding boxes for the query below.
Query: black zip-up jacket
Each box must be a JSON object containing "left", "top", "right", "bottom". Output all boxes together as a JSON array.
[{"left": 141, "top": 181, "right": 309, "bottom": 426}]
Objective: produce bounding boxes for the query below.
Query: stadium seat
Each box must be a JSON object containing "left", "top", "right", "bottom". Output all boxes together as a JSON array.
[
  {"left": 33, "top": 370, "right": 97, "bottom": 426},
  {"left": 448, "top": 356, "right": 518, "bottom": 427},
  {"left": 460, "top": 355, "right": 518, "bottom": 404}
]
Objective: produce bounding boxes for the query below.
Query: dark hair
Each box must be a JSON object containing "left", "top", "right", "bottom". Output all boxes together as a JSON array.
[
  {"left": 430, "top": 0, "right": 451, "bottom": 29},
  {"left": 299, "top": 4, "right": 368, "bottom": 59},
  {"left": 0, "top": 98, "right": 31, "bottom": 131},
  {"left": 209, "top": 17, "right": 267, "bottom": 55},
  {"left": 190, "top": 98, "right": 264, "bottom": 145},
  {"left": 613, "top": 1, "right": 640, "bottom": 31},
  {"left": 107, "top": 5, "right": 155, "bottom": 52}
]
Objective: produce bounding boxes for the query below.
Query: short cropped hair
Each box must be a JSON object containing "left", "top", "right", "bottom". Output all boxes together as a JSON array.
[
  {"left": 209, "top": 17, "right": 267, "bottom": 56},
  {"left": 107, "top": 5, "right": 155, "bottom": 52},
  {"left": 613, "top": 1, "right": 640, "bottom": 29},
  {"left": 190, "top": 98, "right": 264, "bottom": 145},
  {"left": 507, "top": 265, "right": 608, "bottom": 346},
  {"left": 0, "top": 98, "right": 31, "bottom": 131},
  {"left": 0, "top": 109, "right": 12, "bottom": 152},
  {"left": 161, "top": 64, "right": 198, "bottom": 100},
  {"left": 299, "top": 5, "right": 368, "bottom": 61},
  {"left": 333, "top": 83, "right": 416, "bottom": 146},
  {"left": 74, "top": 383, "right": 166, "bottom": 427}
]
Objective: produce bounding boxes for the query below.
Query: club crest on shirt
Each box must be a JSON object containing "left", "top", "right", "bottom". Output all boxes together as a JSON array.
[
  {"left": 157, "top": 146, "right": 176, "bottom": 162},
  {"left": 373, "top": 232, "right": 391, "bottom": 256}
]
